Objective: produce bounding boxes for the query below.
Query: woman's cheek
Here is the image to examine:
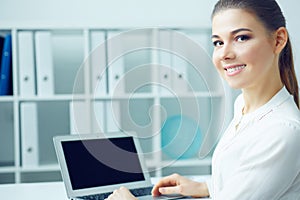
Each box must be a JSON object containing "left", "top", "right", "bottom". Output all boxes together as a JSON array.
[
  {"left": 212, "top": 52, "right": 218, "bottom": 69},
  {"left": 212, "top": 53, "right": 224, "bottom": 76}
]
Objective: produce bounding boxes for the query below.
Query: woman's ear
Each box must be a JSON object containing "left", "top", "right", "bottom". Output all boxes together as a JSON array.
[{"left": 274, "top": 27, "right": 288, "bottom": 54}]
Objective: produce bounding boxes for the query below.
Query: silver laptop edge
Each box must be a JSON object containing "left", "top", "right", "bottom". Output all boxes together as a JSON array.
[{"left": 53, "top": 132, "right": 152, "bottom": 199}]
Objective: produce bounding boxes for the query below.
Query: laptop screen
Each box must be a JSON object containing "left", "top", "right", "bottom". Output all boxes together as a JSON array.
[{"left": 61, "top": 137, "right": 145, "bottom": 190}]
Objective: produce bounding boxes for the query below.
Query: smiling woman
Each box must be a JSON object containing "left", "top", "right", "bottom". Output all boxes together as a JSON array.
[
  {"left": 211, "top": 0, "right": 299, "bottom": 110},
  {"left": 208, "top": 1, "right": 300, "bottom": 199},
  {"left": 106, "top": 1, "right": 300, "bottom": 199},
  {"left": 211, "top": 9, "right": 284, "bottom": 109}
]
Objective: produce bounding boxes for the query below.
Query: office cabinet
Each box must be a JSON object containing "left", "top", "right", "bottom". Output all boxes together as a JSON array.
[{"left": 0, "top": 27, "right": 231, "bottom": 183}]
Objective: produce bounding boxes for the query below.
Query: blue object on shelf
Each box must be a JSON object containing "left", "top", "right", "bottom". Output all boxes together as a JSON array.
[
  {"left": 161, "top": 115, "right": 202, "bottom": 159},
  {"left": 0, "top": 34, "right": 13, "bottom": 95}
]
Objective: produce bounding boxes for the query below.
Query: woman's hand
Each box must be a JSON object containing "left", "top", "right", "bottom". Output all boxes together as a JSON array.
[
  {"left": 152, "top": 173, "right": 209, "bottom": 198},
  {"left": 106, "top": 186, "right": 137, "bottom": 200}
]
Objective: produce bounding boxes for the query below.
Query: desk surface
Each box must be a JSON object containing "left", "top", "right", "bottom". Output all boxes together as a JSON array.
[
  {"left": 0, "top": 176, "right": 211, "bottom": 200},
  {"left": 0, "top": 181, "right": 67, "bottom": 200}
]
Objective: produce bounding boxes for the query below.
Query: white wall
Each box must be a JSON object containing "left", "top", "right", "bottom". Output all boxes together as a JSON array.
[
  {"left": 279, "top": 0, "right": 300, "bottom": 81},
  {"left": 0, "top": 0, "right": 217, "bottom": 28},
  {"left": 0, "top": 0, "right": 299, "bottom": 79}
]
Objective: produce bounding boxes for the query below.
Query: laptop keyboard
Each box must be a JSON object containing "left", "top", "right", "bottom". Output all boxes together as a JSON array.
[
  {"left": 78, "top": 186, "right": 153, "bottom": 200},
  {"left": 130, "top": 186, "right": 153, "bottom": 196}
]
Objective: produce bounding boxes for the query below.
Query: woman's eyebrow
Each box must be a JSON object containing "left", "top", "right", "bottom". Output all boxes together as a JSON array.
[
  {"left": 231, "top": 28, "right": 253, "bottom": 35},
  {"left": 212, "top": 28, "right": 253, "bottom": 39}
]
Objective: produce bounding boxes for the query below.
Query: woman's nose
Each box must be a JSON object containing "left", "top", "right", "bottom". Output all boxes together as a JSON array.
[{"left": 220, "top": 43, "right": 235, "bottom": 60}]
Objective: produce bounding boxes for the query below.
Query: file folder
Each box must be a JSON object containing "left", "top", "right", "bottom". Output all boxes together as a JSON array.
[
  {"left": 0, "top": 34, "right": 13, "bottom": 95},
  {"left": 107, "top": 31, "right": 125, "bottom": 95},
  {"left": 158, "top": 30, "right": 172, "bottom": 94},
  {"left": 159, "top": 56, "right": 172, "bottom": 95},
  {"left": 35, "top": 31, "right": 54, "bottom": 96},
  {"left": 90, "top": 31, "right": 107, "bottom": 96},
  {"left": 172, "top": 55, "right": 188, "bottom": 93},
  {"left": 185, "top": 31, "right": 214, "bottom": 92},
  {"left": 18, "top": 31, "right": 36, "bottom": 96},
  {"left": 91, "top": 101, "right": 105, "bottom": 133},
  {"left": 0, "top": 104, "right": 14, "bottom": 166},
  {"left": 170, "top": 31, "right": 190, "bottom": 93},
  {"left": 0, "top": 36, "right": 4, "bottom": 64},
  {"left": 20, "top": 102, "right": 39, "bottom": 167},
  {"left": 186, "top": 31, "right": 210, "bottom": 52},
  {"left": 108, "top": 61, "right": 124, "bottom": 95},
  {"left": 69, "top": 101, "right": 90, "bottom": 134},
  {"left": 106, "top": 101, "right": 121, "bottom": 132}
]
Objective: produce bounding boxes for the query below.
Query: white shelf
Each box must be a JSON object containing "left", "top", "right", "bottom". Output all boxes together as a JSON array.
[
  {"left": 158, "top": 91, "right": 223, "bottom": 99},
  {"left": 0, "top": 26, "right": 228, "bottom": 183},
  {"left": 18, "top": 94, "right": 87, "bottom": 102},
  {"left": 93, "top": 91, "right": 224, "bottom": 100},
  {"left": 93, "top": 93, "right": 155, "bottom": 100},
  {"left": 20, "top": 164, "right": 60, "bottom": 173},
  {"left": 0, "top": 167, "right": 16, "bottom": 173},
  {"left": 0, "top": 96, "right": 15, "bottom": 102}
]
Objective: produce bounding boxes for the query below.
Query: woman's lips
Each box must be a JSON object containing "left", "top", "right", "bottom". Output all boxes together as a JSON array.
[{"left": 224, "top": 64, "right": 246, "bottom": 76}]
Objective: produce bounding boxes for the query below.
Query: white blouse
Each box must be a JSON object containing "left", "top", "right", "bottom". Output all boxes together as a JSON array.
[{"left": 207, "top": 87, "right": 300, "bottom": 200}]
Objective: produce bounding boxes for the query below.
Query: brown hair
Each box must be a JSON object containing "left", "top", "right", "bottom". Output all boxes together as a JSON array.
[{"left": 212, "top": 0, "right": 299, "bottom": 108}]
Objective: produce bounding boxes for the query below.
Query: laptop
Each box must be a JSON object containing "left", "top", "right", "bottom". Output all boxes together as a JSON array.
[{"left": 53, "top": 133, "right": 184, "bottom": 200}]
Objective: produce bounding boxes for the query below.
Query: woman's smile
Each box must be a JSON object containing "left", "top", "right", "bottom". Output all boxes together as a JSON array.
[
  {"left": 223, "top": 64, "right": 247, "bottom": 76},
  {"left": 212, "top": 9, "right": 277, "bottom": 90}
]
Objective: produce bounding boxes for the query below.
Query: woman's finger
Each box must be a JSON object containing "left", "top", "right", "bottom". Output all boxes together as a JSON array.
[{"left": 158, "top": 186, "right": 182, "bottom": 195}]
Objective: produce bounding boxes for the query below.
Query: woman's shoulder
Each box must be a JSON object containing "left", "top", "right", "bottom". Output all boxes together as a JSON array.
[
  {"left": 248, "top": 95, "right": 300, "bottom": 143},
  {"left": 257, "top": 101, "right": 300, "bottom": 147},
  {"left": 248, "top": 104, "right": 300, "bottom": 153},
  {"left": 270, "top": 97, "right": 300, "bottom": 129}
]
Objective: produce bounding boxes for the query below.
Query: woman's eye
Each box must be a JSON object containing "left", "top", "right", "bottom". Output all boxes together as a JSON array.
[
  {"left": 236, "top": 35, "right": 251, "bottom": 42},
  {"left": 213, "top": 40, "right": 223, "bottom": 47}
]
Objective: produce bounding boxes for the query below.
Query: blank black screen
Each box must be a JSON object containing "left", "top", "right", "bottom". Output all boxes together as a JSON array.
[{"left": 61, "top": 137, "right": 145, "bottom": 190}]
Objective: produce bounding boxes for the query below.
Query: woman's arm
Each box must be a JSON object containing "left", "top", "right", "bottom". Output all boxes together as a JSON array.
[
  {"left": 106, "top": 174, "right": 210, "bottom": 199},
  {"left": 216, "top": 122, "right": 300, "bottom": 199}
]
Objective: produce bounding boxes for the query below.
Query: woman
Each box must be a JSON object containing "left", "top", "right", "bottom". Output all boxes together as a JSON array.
[{"left": 107, "top": 0, "right": 300, "bottom": 199}]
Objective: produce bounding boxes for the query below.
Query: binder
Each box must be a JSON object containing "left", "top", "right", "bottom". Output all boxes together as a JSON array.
[
  {"left": 0, "top": 34, "right": 13, "bottom": 95},
  {"left": 0, "top": 36, "right": 4, "bottom": 64},
  {"left": 90, "top": 31, "right": 107, "bottom": 96},
  {"left": 187, "top": 31, "right": 210, "bottom": 51},
  {"left": 35, "top": 31, "right": 54, "bottom": 96},
  {"left": 170, "top": 31, "right": 189, "bottom": 93},
  {"left": 20, "top": 102, "right": 39, "bottom": 168},
  {"left": 69, "top": 101, "right": 90, "bottom": 134},
  {"left": 18, "top": 31, "right": 36, "bottom": 96},
  {"left": 185, "top": 31, "right": 214, "bottom": 91},
  {"left": 106, "top": 101, "right": 121, "bottom": 132},
  {"left": 91, "top": 101, "right": 105, "bottom": 133},
  {"left": 107, "top": 31, "right": 125, "bottom": 95},
  {"left": 158, "top": 30, "right": 172, "bottom": 94},
  {"left": 108, "top": 61, "right": 124, "bottom": 95},
  {"left": 0, "top": 104, "right": 14, "bottom": 166},
  {"left": 0, "top": 35, "right": 4, "bottom": 95},
  {"left": 92, "top": 101, "right": 120, "bottom": 133},
  {"left": 159, "top": 55, "right": 172, "bottom": 94},
  {"left": 171, "top": 55, "right": 188, "bottom": 93}
]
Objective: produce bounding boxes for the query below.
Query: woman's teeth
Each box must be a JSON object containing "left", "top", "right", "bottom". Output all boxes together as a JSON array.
[{"left": 227, "top": 65, "right": 246, "bottom": 73}]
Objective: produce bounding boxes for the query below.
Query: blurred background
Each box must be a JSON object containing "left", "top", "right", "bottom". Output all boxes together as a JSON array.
[{"left": 0, "top": 0, "right": 298, "bottom": 184}]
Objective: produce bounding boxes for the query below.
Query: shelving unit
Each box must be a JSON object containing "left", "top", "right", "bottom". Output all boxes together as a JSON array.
[{"left": 0, "top": 26, "right": 232, "bottom": 184}]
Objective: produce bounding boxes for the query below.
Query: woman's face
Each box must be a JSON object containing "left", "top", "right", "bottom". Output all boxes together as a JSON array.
[{"left": 212, "top": 9, "right": 277, "bottom": 89}]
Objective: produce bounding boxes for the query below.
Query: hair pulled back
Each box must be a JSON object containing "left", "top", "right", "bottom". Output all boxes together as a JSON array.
[{"left": 212, "top": 0, "right": 299, "bottom": 108}]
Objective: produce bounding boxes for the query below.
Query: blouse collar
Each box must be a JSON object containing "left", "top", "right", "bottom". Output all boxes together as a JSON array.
[{"left": 239, "top": 86, "right": 291, "bottom": 122}]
